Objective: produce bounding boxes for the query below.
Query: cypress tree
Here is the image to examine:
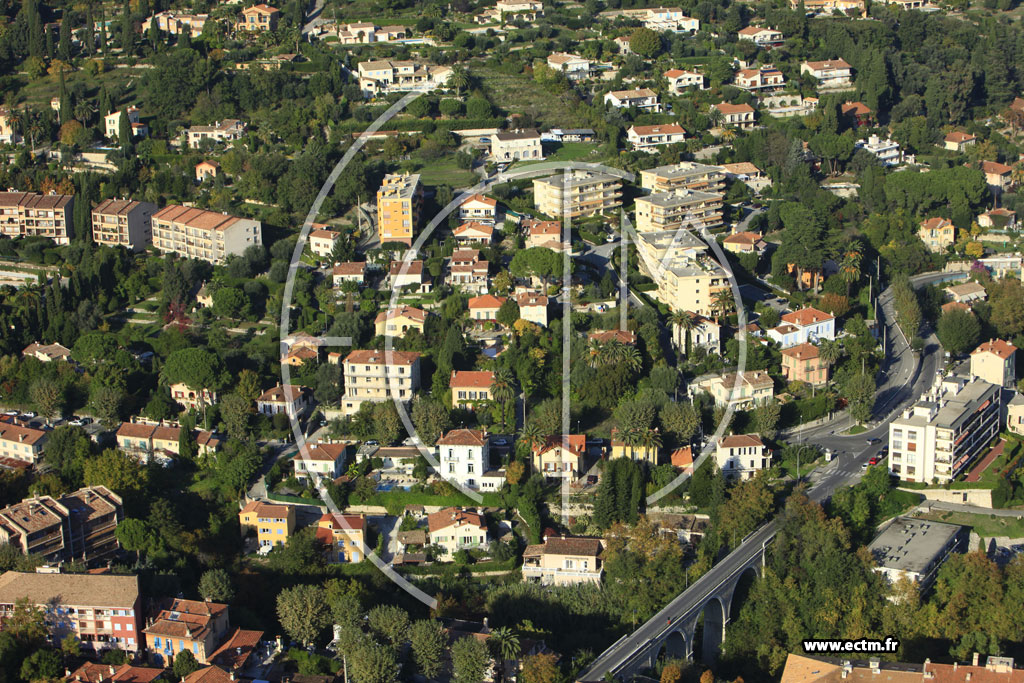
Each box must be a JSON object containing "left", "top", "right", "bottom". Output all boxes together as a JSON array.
[
  {"left": 98, "top": 6, "right": 107, "bottom": 54},
  {"left": 99, "top": 87, "right": 111, "bottom": 119},
  {"left": 118, "top": 110, "right": 130, "bottom": 147},
  {"left": 58, "top": 15, "right": 72, "bottom": 62},
  {"left": 84, "top": 6, "right": 95, "bottom": 55},
  {"left": 58, "top": 70, "right": 71, "bottom": 125}
]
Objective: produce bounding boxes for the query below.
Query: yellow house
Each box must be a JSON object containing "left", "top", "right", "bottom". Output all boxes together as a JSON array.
[
  {"left": 374, "top": 305, "right": 428, "bottom": 337},
  {"left": 609, "top": 428, "right": 659, "bottom": 464},
  {"left": 1008, "top": 394, "right": 1024, "bottom": 437},
  {"left": 919, "top": 217, "right": 955, "bottom": 253},
  {"left": 239, "top": 500, "right": 295, "bottom": 549},
  {"left": 969, "top": 339, "right": 1017, "bottom": 389},
  {"left": 532, "top": 435, "right": 586, "bottom": 480},
  {"left": 314, "top": 512, "right": 366, "bottom": 562},
  {"left": 144, "top": 598, "right": 229, "bottom": 666}
]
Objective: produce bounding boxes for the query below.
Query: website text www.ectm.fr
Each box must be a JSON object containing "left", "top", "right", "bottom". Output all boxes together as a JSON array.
[{"left": 802, "top": 638, "right": 901, "bottom": 654}]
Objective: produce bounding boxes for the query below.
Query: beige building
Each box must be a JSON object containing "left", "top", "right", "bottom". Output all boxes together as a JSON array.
[
  {"left": 532, "top": 435, "right": 586, "bottom": 480},
  {"left": 943, "top": 131, "right": 976, "bottom": 152},
  {"left": 490, "top": 129, "right": 544, "bottom": 162},
  {"left": 427, "top": 507, "right": 489, "bottom": 558},
  {"left": 635, "top": 189, "right": 723, "bottom": 232},
  {"left": 639, "top": 162, "right": 726, "bottom": 193},
  {"left": 715, "top": 434, "right": 770, "bottom": 480},
  {"left": 516, "top": 292, "right": 549, "bottom": 327},
  {"left": 195, "top": 160, "right": 220, "bottom": 182},
  {"left": 458, "top": 194, "right": 497, "bottom": 225},
  {"left": 315, "top": 512, "right": 366, "bottom": 563},
  {"left": 645, "top": 254, "right": 728, "bottom": 318},
  {"left": 919, "top": 217, "right": 955, "bottom": 252},
  {"left": 888, "top": 374, "right": 1000, "bottom": 484},
  {"left": 1008, "top": 394, "right": 1024, "bottom": 436},
  {"left": 609, "top": 428, "right": 659, "bottom": 464},
  {"left": 374, "top": 305, "right": 428, "bottom": 337},
  {"left": 377, "top": 173, "right": 422, "bottom": 246},
  {"left": 0, "top": 107, "right": 21, "bottom": 144},
  {"left": 169, "top": 382, "right": 218, "bottom": 411},
  {"left": 523, "top": 536, "right": 603, "bottom": 585},
  {"left": 970, "top": 339, "right": 1017, "bottom": 388},
  {"left": 91, "top": 199, "right": 156, "bottom": 251},
  {"left": 187, "top": 119, "right": 245, "bottom": 149},
  {"left": 0, "top": 421, "right": 48, "bottom": 464},
  {"left": 694, "top": 370, "right": 774, "bottom": 408},
  {"left": 450, "top": 370, "right": 495, "bottom": 410},
  {"left": 22, "top": 341, "right": 72, "bottom": 362},
  {"left": 0, "top": 486, "right": 123, "bottom": 562},
  {"left": 799, "top": 59, "right": 853, "bottom": 87},
  {"left": 104, "top": 107, "right": 146, "bottom": 140},
  {"left": 604, "top": 88, "right": 661, "bottom": 112},
  {"left": 341, "top": 350, "right": 421, "bottom": 416},
  {"left": 712, "top": 102, "right": 755, "bottom": 129},
  {"left": 781, "top": 342, "right": 828, "bottom": 386},
  {"left": 357, "top": 60, "right": 451, "bottom": 97},
  {"left": 533, "top": 171, "right": 622, "bottom": 219},
  {"left": 238, "top": 4, "right": 280, "bottom": 31},
  {"left": 524, "top": 219, "right": 563, "bottom": 250},
  {"left": 152, "top": 206, "right": 262, "bottom": 264},
  {"left": 735, "top": 65, "right": 785, "bottom": 92},
  {"left": 308, "top": 227, "right": 340, "bottom": 258},
  {"left": 0, "top": 192, "right": 74, "bottom": 244}
]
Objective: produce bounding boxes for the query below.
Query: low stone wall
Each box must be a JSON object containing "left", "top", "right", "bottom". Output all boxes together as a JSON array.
[{"left": 899, "top": 486, "right": 993, "bottom": 508}]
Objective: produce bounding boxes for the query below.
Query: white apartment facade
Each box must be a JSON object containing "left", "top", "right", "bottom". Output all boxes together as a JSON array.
[
  {"left": 341, "top": 350, "right": 421, "bottom": 416},
  {"left": 604, "top": 89, "right": 662, "bottom": 112},
  {"left": 533, "top": 171, "right": 623, "bottom": 219},
  {"left": 186, "top": 119, "right": 245, "bottom": 149},
  {"left": 490, "top": 129, "right": 544, "bottom": 162},
  {"left": 436, "top": 429, "right": 490, "bottom": 490},
  {"left": 356, "top": 60, "right": 452, "bottom": 97}
]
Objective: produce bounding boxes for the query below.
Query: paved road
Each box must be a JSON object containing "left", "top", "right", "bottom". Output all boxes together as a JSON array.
[
  {"left": 301, "top": 0, "right": 326, "bottom": 35},
  {"left": 580, "top": 277, "right": 946, "bottom": 682}
]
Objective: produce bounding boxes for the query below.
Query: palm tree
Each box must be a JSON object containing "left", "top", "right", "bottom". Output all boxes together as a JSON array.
[
  {"left": 711, "top": 289, "right": 734, "bottom": 323},
  {"left": 447, "top": 65, "right": 470, "bottom": 94},
  {"left": 818, "top": 339, "right": 843, "bottom": 368},
  {"left": 720, "top": 127, "right": 736, "bottom": 142},
  {"left": 670, "top": 310, "right": 698, "bottom": 356},
  {"left": 490, "top": 369, "right": 516, "bottom": 431},
  {"left": 839, "top": 249, "right": 862, "bottom": 297},
  {"left": 586, "top": 338, "right": 605, "bottom": 368},
  {"left": 620, "top": 345, "right": 642, "bottom": 373},
  {"left": 488, "top": 626, "right": 521, "bottom": 683}
]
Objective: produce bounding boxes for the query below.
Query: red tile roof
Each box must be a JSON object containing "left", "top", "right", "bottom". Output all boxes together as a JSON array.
[
  {"left": 944, "top": 131, "right": 976, "bottom": 143},
  {"left": 670, "top": 446, "right": 693, "bottom": 468},
  {"left": 468, "top": 294, "right": 507, "bottom": 309},
  {"left": 240, "top": 500, "right": 290, "bottom": 518},
  {"left": 208, "top": 628, "right": 264, "bottom": 670},
  {"left": 588, "top": 329, "right": 637, "bottom": 345},
  {"left": 436, "top": 428, "right": 488, "bottom": 447},
  {"left": 427, "top": 507, "right": 485, "bottom": 533},
  {"left": 973, "top": 339, "right": 1017, "bottom": 360},
  {"left": 374, "top": 305, "right": 428, "bottom": 324},
  {"left": 719, "top": 434, "right": 764, "bottom": 448},
  {"left": 450, "top": 370, "right": 495, "bottom": 389},
  {"left": 630, "top": 123, "right": 686, "bottom": 136},
  {"left": 781, "top": 307, "right": 833, "bottom": 327},
  {"left": 343, "top": 349, "right": 421, "bottom": 365},
  {"left": 780, "top": 342, "right": 820, "bottom": 360}
]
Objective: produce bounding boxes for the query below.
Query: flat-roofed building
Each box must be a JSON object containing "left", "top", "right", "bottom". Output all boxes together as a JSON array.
[
  {"left": 92, "top": 199, "right": 156, "bottom": 251},
  {"left": 639, "top": 162, "right": 726, "bottom": 193},
  {"left": 888, "top": 374, "right": 1001, "bottom": 484},
  {"left": 376, "top": 173, "right": 422, "bottom": 246},
  {"left": 151, "top": 205, "right": 262, "bottom": 264},
  {"left": 635, "top": 189, "right": 724, "bottom": 232},
  {"left": 799, "top": 59, "right": 853, "bottom": 87},
  {"left": 0, "top": 571, "right": 142, "bottom": 653},
  {"left": 341, "top": 350, "right": 421, "bottom": 416},
  {"left": 356, "top": 60, "right": 452, "bottom": 97},
  {"left": 533, "top": 171, "right": 622, "bottom": 219},
  {"left": 0, "top": 191, "right": 74, "bottom": 244},
  {"left": 868, "top": 516, "right": 968, "bottom": 593},
  {"left": 523, "top": 536, "right": 603, "bottom": 585}
]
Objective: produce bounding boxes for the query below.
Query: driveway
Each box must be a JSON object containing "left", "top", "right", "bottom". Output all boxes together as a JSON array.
[{"left": 371, "top": 515, "right": 400, "bottom": 563}]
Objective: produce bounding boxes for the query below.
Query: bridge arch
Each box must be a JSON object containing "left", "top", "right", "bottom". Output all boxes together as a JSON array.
[
  {"left": 659, "top": 629, "right": 688, "bottom": 661},
  {"left": 729, "top": 565, "right": 760, "bottom": 622},
  {"left": 696, "top": 595, "right": 727, "bottom": 664}
]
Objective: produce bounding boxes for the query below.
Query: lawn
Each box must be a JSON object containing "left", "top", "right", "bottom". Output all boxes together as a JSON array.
[
  {"left": 916, "top": 509, "right": 1024, "bottom": 540},
  {"left": 475, "top": 66, "right": 587, "bottom": 130},
  {"left": 541, "top": 141, "right": 606, "bottom": 163},
  {"left": 408, "top": 156, "right": 479, "bottom": 188},
  {"left": 359, "top": 489, "right": 504, "bottom": 516},
  {"left": 17, "top": 66, "right": 141, "bottom": 107}
]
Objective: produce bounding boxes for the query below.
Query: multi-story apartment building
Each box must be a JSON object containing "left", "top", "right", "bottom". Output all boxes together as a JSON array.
[
  {"left": 604, "top": 88, "right": 662, "bottom": 112},
  {"left": 376, "top": 173, "right": 422, "bottom": 245},
  {"left": 737, "top": 26, "right": 784, "bottom": 46},
  {"left": 315, "top": 512, "right": 365, "bottom": 563},
  {"left": 734, "top": 65, "right": 785, "bottom": 91},
  {"left": 0, "top": 192, "right": 74, "bottom": 244},
  {"left": 0, "top": 420, "right": 48, "bottom": 464},
  {"left": 799, "top": 59, "right": 853, "bottom": 87},
  {"left": 144, "top": 598, "right": 230, "bottom": 666},
  {"left": 436, "top": 429, "right": 490, "bottom": 489},
  {"left": 0, "top": 487, "right": 123, "bottom": 563},
  {"left": 91, "top": 199, "right": 156, "bottom": 251},
  {"left": 767, "top": 307, "right": 835, "bottom": 347},
  {"left": 186, "top": 120, "right": 245, "bottom": 149},
  {"left": 0, "top": 571, "right": 142, "bottom": 653},
  {"left": 715, "top": 434, "right": 770, "bottom": 480},
  {"left": 357, "top": 60, "right": 452, "bottom": 97},
  {"left": 449, "top": 370, "right": 495, "bottom": 410},
  {"left": 634, "top": 189, "right": 724, "bottom": 232},
  {"left": 888, "top": 374, "right": 1001, "bottom": 484},
  {"left": 426, "top": 507, "right": 489, "bottom": 557},
  {"left": 626, "top": 123, "right": 686, "bottom": 152},
  {"left": 341, "top": 350, "right": 421, "bottom": 416},
  {"left": 712, "top": 102, "right": 756, "bottom": 129},
  {"left": 238, "top": 500, "right": 295, "bottom": 548},
  {"left": 645, "top": 254, "right": 728, "bottom": 318},
  {"left": 663, "top": 68, "right": 705, "bottom": 93},
  {"left": 151, "top": 206, "right": 262, "bottom": 264},
  {"left": 694, "top": 370, "right": 775, "bottom": 408},
  {"left": 918, "top": 216, "right": 955, "bottom": 253},
  {"left": 640, "top": 162, "right": 726, "bottom": 193},
  {"left": 970, "top": 339, "right": 1017, "bottom": 389},
  {"left": 238, "top": 4, "right": 280, "bottom": 32},
  {"left": 522, "top": 536, "right": 603, "bottom": 586},
  {"left": 490, "top": 129, "right": 544, "bottom": 163},
  {"left": 533, "top": 171, "right": 622, "bottom": 219}
]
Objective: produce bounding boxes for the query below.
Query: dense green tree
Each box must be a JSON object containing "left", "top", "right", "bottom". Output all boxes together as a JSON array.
[
  {"left": 936, "top": 309, "right": 981, "bottom": 355},
  {"left": 277, "top": 585, "right": 331, "bottom": 646},
  {"left": 451, "top": 635, "right": 491, "bottom": 683},
  {"left": 409, "top": 620, "right": 447, "bottom": 679}
]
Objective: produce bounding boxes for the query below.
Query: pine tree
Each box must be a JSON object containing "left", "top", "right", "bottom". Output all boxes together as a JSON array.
[{"left": 59, "top": 15, "right": 72, "bottom": 62}]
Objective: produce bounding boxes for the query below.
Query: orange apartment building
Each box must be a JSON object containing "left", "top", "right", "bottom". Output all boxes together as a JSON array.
[{"left": 376, "top": 173, "right": 422, "bottom": 245}]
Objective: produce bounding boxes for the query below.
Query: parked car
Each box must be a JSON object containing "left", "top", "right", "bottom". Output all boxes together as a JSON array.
[
  {"left": 21, "top": 412, "right": 36, "bottom": 419},
  {"left": 866, "top": 437, "right": 881, "bottom": 445},
  {"left": 867, "top": 456, "right": 880, "bottom": 466}
]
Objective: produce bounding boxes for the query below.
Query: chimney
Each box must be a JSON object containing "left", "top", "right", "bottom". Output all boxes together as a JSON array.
[
  {"left": 65, "top": 669, "right": 71, "bottom": 677},
  {"left": 110, "top": 666, "right": 116, "bottom": 675},
  {"left": 972, "top": 653, "right": 980, "bottom": 667}
]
